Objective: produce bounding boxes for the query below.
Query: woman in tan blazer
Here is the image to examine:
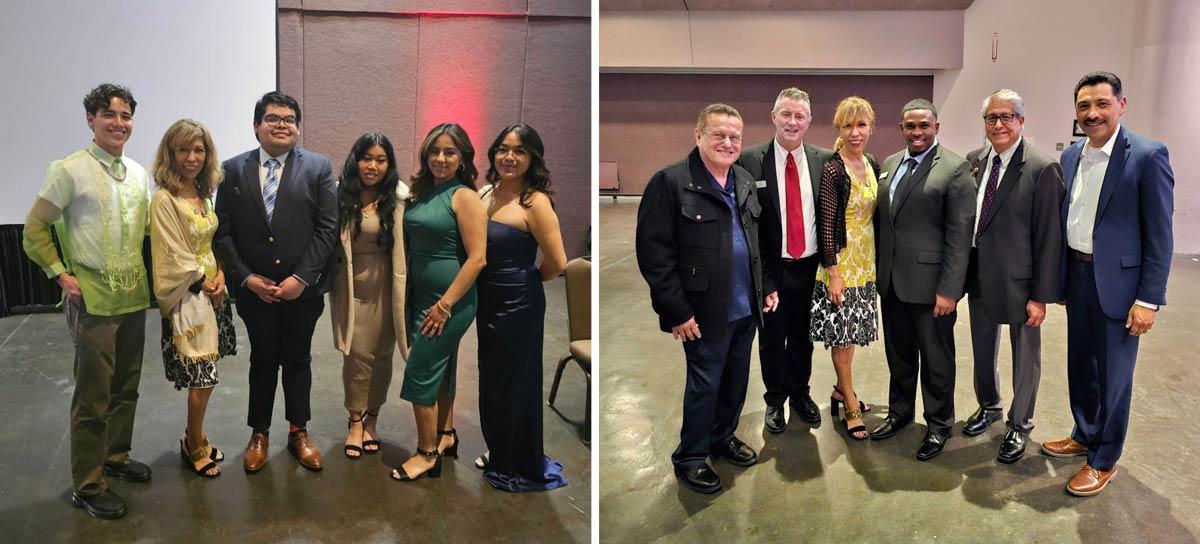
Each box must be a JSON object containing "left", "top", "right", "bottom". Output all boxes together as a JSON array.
[{"left": 329, "top": 132, "right": 410, "bottom": 459}]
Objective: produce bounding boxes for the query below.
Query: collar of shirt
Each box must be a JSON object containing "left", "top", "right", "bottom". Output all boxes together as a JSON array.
[
  {"left": 903, "top": 138, "right": 938, "bottom": 165},
  {"left": 89, "top": 141, "right": 123, "bottom": 168},
  {"left": 703, "top": 167, "right": 736, "bottom": 197},
  {"left": 1082, "top": 125, "right": 1120, "bottom": 163},
  {"left": 986, "top": 136, "right": 1022, "bottom": 169},
  {"left": 258, "top": 147, "right": 291, "bottom": 166},
  {"left": 772, "top": 138, "right": 805, "bottom": 168}
]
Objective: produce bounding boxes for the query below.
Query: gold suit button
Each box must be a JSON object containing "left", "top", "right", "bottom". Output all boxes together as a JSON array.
[
  {"left": 268, "top": 236, "right": 274, "bottom": 242},
  {"left": 274, "top": 259, "right": 281, "bottom": 265}
]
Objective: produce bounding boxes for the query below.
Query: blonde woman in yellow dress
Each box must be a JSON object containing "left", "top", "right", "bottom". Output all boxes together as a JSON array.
[
  {"left": 149, "top": 119, "right": 237, "bottom": 477},
  {"left": 810, "top": 97, "right": 880, "bottom": 440}
]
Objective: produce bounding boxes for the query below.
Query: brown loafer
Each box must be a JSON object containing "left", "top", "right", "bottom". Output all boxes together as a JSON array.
[
  {"left": 1067, "top": 464, "right": 1118, "bottom": 496},
  {"left": 1040, "top": 436, "right": 1088, "bottom": 458},
  {"left": 287, "top": 430, "right": 324, "bottom": 471},
  {"left": 244, "top": 432, "right": 269, "bottom": 474}
]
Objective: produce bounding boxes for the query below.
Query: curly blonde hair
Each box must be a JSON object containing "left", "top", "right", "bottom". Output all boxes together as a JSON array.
[
  {"left": 832, "top": 96, "right": 875, "bottom": 151},
  {"left": 152, "top": 119, "right": 223, "bottom": 196}
]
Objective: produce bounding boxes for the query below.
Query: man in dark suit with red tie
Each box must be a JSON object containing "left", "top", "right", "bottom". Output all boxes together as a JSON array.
[
  {"left": 1040, "top": 72, "right": 1174, "bottom": 496},
  {"left": 737, "top": 88, "right": 834, "bottom": 433}
]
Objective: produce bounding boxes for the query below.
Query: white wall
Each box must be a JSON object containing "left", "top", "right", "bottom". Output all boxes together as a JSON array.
[
  {"left": 932, "top": 0, "right": 1135, "bottom": 161},
  {"left": 0, "top": 0, "right": 276, "bottom": 224}
]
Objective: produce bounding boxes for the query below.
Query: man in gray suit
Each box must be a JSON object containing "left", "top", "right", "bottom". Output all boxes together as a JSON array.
[
  {"left": 870, "top": 99, "right": 976, "bottom": 461},
  {"left": 961, "top": 89, "right": 1064, "bottom": 464}
]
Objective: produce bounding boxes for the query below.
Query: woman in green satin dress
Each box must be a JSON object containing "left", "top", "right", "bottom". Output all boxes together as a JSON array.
[{"left": 391, "top": 123, "right": 488, "bottom": 481}]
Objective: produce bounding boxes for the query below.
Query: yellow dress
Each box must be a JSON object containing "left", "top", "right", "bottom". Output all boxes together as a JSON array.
[{"left": 811, "top": 164, "right": 878, "bottom": 348}]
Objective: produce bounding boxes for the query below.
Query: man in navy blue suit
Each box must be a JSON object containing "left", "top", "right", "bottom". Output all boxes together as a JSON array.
[{"left": 1040, "top": 72, "right": 1174, "bottom": 496}]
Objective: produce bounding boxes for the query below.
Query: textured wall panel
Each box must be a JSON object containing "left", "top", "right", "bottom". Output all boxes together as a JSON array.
[
  {"left": 278, "top": 11, "right": 306, "bottom": 146},
  {"left": 600, "top": 73, "right": 933, "bottom": 195},
  {"left": 300, "top": 14, "right": 420, "bottom": 174},
  {"left": 530, "top": 0, "right": 591, "bottom": 17},
  {"left": 413, "top": 15, "right": 526, "bottom": 176},
  {"left": 522, "top": 18, "right": 592, "bottom": 256}
]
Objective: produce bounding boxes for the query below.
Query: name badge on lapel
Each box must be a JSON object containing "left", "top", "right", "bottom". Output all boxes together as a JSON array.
[
  {"left": 879, "top": 171, "right": 889, "bottom": 180},
  {"left": 754, "top": 179, "right": 767, "bottom": 189}
]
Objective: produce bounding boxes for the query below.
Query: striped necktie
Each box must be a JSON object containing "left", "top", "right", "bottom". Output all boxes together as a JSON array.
[{"left": 264, "top": 158, "right": 279, "bottom": 224}]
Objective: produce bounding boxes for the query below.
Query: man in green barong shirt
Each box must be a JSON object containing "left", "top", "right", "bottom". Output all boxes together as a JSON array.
[{"left": 22, "top": 83, "right": 153, "bottom": 520}]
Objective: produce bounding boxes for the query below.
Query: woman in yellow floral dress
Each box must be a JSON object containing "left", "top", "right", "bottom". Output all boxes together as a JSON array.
[
  {"left": 149, "top": 119, "right": 237, "bottom": 477},
  {"left": 810, "top": 97, "right": 879, "bottom": 440}
]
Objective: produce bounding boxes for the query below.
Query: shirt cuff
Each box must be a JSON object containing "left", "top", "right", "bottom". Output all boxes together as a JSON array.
[
  {"left": 241, "top": 275, "right": 251, "bottom": 287},
  {"left": 1134, "top": 299, "right": 1159, "bottom": 311},
  {"left": 45, "top": 262, "right": 67, "bottom": 279},
  {"left": 292, "top": 274, "right": 309, "bottom": 287}
]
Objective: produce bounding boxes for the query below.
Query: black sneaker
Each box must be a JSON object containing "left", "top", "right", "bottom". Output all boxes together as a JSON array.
[{"left": 71, "top": 489, "right": 127, "bottom": 520}]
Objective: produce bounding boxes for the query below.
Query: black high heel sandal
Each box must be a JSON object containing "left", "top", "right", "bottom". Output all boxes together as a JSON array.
[
  {"left": 390, "top": 448, "right": 442, "bottom": 481},
  {"left": 843, "top": 408, "right": 869, "bottom": 441},
  {"left": 438, "top": 428, "right": 459, "bottom": 459},
  {"left": 180, "top": 435, "right": 220, "bottom": 478},
  {"left": 832, "top": 385, "right": 871, "bottom": 414},
  {"left": 362, "top": 411, "right": 381, "bottom": 454},
  {"left": 345, "top": 413, "right": 364, "bottom": 459}
]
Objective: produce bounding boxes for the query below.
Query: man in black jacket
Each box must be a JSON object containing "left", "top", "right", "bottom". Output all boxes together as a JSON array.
[
  {"left": 737, "top": 87, "right": 834, "bottom": 433},
  {"left": 214, "top": 91, "right": 338, "bottom": 474},
  {"left": 636, "top": 103, "right": 776, "bottom": 494},
  {"left": 962, "top": 89, "right": 1064, "bottom": 464}
]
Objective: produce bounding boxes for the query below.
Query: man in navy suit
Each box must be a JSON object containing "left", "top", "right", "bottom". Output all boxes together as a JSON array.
[
  {"left": 1040, "top": 72, "right": 1174, "bottom": 496},
  {"left": 214, "top": 91, "right": 338, "bottom": 474}
]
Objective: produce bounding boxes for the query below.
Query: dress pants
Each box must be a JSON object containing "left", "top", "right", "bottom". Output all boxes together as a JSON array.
[
  {"left": 759, "top": 255, "right": 818, "bottom": 407},
  {"left": 236, "top": 294, "right": 324, "bottom": 432},
  {"left": 67, "top": 298, "right": 145, "bottom": 496},
  {"left": 968, "top": 294, "right": 1041, "bottom": 434},
  {"left": 1066, "top": 259, "right": 1140, "bottom": 471},
  {"left": 881, "top": 290, "right": 957, "bottom": 436},
  {"left": 672, "top": 315, "right": 755, "bottom": 471}
]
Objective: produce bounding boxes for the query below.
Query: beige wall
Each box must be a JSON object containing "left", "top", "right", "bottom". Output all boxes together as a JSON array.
[{"left": 601, "top": 10, "right": 964, "bottom": 70}]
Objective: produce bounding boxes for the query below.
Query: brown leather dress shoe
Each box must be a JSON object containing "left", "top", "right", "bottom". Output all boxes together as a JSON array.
[
  {"left": 1067, "top": 464, "right": 1118, "bottom": 496},
  {"left": 244, "top": 432, "right": 269, "bottom": 473},
  {"left": 288, "top": 430, "right": 324, "bottom": 471},
  {"left": 1040, "top": 436, "right": 1088, "bottom": 458}
]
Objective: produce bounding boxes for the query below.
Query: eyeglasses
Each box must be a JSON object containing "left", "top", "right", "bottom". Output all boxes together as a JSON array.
[
  {"left": 703, "top": 130, "right": 742, "bottom": 144},
  {"left": 983, "top": 113, "right": 1020, "bottom": 125},
  {"left": 262, "top": 114, "right": 298, "bottom": 127}
]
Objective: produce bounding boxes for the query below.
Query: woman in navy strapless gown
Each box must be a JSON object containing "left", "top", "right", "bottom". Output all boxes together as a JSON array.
[{"left": 475, "top": 124, "right": 569, "bottom": 492}]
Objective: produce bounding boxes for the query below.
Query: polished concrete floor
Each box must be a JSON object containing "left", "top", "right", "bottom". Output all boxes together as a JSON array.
[
  {"left": 0, "top": 277, "right": 590, "bottom": 543},
  {"left": 599, "top": 199, "right": 1200, "bottom": 543}
]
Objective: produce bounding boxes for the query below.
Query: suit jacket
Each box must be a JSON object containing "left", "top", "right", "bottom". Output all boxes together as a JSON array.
[
  {"left": 876, "top": 144, "right": 976, "bottom": 304},
  {"left": 965, "top": 140, "right": 1064, "bottom": 323},
  {"left": 329, "top": 184, "right": 410, "bottom": 361},
  {"left": 1060, "top": 126, "right": 1173, "bottom": 320},
  {"left": 636, "top": 147, "right": 765, "bottom": 340},
  {"left": 736, "top": 140, "right": 834, "bottom": 293},
  {"left": 213, "top": 147, "right": 338, "bottom": 301}
]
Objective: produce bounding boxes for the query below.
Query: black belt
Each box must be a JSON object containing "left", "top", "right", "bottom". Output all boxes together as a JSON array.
[
  {"left": 781, "top": 255, "right": 814, "bottom": 264},
  {"left": 1069, "top": 249, "right": 1093, "bottom": 262}
]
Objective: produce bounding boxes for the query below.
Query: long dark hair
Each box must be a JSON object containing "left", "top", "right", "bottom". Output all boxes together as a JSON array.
[
  {"left": 485, "top": 123, "right": 554, "bottom": 208},
  {"left": 410, "top": 123, "right": 476, "bottom": 200},
  {"left": 337, "top": 132, "right": 399, "bottom": 250}
]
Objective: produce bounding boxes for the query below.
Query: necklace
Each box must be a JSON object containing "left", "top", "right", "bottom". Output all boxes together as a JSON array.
[{"left": 361, "top": 201, "right": 378, "bottom": 219}]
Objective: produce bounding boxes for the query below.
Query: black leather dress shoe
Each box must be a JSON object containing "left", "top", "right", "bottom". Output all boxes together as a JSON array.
[
  {"left": 713, "top": 436, "right": 758, "bottom": 467},
  {"left": 102, "top": 459, "right": 152, "bottom": 482},
  {"left": 962, "top": 406, "right": 1003, "bottom": 437},
  {"left": 869, "top": 415, "right": 913, "bottom": 440},
  {"left": 675, "top": 463, "right": 721, "bottom": 494},
  {"left": 71, "top": 489, "right": 127, "bottom": 520},
  {"left": 916, "top": 432, "right": 949, "bottom": 461},
  {"left": 997, "top": 430, "right": 1028, "bottom": 464},
  {"left": 792, "top": 395, "right": 821, "bottom": 424},
  {"left": 764, "top": 405, "right": 786, "bottom": 434}
]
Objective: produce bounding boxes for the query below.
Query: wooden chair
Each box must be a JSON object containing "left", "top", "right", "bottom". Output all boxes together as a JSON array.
[{"left": 548, "top": 257, "right": 591, "bottom": 441}]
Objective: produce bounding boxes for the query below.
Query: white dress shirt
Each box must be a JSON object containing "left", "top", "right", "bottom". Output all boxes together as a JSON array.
[
  {"left": 772, "top": 139, "right": 817, "bottom": 259},
  {"left": 972, "top": 136, "right": 1021, "bottom": 247},
  {"left": 258, "top": 148, "right": 291, "bottom": 191}
]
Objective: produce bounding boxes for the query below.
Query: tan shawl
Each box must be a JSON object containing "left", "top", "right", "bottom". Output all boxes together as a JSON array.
[{"left": 149, "top": 190, "right": 219, "bottom": 363}]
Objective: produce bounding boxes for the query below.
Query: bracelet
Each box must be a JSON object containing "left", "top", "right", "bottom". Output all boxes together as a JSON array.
[{"left": 436, "top": 300, "right": 452, "bottom": 317}]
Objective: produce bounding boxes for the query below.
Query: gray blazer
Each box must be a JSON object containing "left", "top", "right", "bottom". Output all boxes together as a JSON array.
[
  {"left": 965, "top": 140, "right": 1065, "bottom": 323},
  {"left": 875, "top": 144, "right": 976, "bottom": 304}
]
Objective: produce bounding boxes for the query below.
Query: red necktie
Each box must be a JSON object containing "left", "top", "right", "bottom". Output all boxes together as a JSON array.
[{"left": 785, "top": 153, "right": 806, "bottom": 257}]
